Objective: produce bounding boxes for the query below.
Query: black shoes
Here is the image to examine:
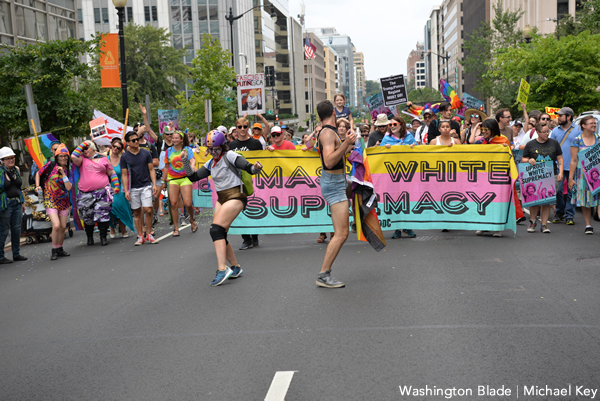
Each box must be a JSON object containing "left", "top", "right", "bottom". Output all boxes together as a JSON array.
[
  {"left": 239, "top": 241, "right": 253, "bottom": 250},
  {"left": 84, "top": 224, "right": 95, "bottom": 245},
  {"left": 51, "top": 249, "right": 58, "bottom": 261},
  {"left": 13, "top": 255, "right": 27, "bottom": 261},
  {"left": 0, "top": 257, "right": 12, "bottom": 264},
  {"left": 56, "top": 247, "right": 70, "bottom": 257}
]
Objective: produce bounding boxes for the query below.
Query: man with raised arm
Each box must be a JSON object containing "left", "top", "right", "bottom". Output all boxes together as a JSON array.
[{"left": 315, "top": 100, "right": 357, "bottom": 288}]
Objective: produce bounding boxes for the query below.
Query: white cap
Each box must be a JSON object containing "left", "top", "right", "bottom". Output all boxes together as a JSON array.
[
  {"left": 271, "top": 126, "right": 282, "bottom": 134},
  {"left": 217, "top": 125, "right": 227, "bottom": 133}
]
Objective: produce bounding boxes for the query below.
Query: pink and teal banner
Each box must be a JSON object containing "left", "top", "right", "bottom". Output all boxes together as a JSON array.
[{"left": 193, "top": 147, "right": 518, "bottom": 234}]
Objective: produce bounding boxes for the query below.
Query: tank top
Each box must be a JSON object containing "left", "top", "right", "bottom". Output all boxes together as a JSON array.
[
  {"left": 318, "top": 125, "right": 345, "bottom": 171},
  {"left": 434, "top": 136, "right": 457, "bottom": 145}
]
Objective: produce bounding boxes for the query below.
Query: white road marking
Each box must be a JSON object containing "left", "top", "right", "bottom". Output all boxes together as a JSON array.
[
  {"left": 156, "top": 224, "right": 190, "bottom": 242},
  {"left": 265, "top": 371, "right": 296, "bottom": 401}
]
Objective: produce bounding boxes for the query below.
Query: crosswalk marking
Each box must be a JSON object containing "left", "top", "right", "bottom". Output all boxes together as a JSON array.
[{"left": 265, "top": 371, "right": 296, "bottom": 401}]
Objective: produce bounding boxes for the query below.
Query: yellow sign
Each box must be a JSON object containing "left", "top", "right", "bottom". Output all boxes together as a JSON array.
[
  {"left": 517, "top": 78, "right": 530, "bottom": 105},
  {"left": 546, "top": 107, "right": 560, "bottom": 120}
]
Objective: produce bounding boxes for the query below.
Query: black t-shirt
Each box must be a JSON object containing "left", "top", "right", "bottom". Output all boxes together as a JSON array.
[
  {"left": 522, "top": 138, "right": 563, "bottom": 174},
  {"left": 367, "top": 130, "right": 385, "bottom": 148},
  {"left": 427, "top": 119, "right": 461, "bottom": 144},
  {"left": 139, "top": 141, "right": 158, "bottom": 160},
  {"left": 120, "top": 149, "right": 153, "bottom": 188},
  {"left": 229, "top": 137, "right": 263, "bottom": 152}
]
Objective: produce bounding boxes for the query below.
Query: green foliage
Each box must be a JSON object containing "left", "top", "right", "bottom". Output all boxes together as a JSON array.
[
  {"left": 461, "top": 0, "right": 527, "bottom": 114},
  {"left": 556, "top": 0, "right": 600, "bottom": 38},
  {"left": 0, "top": 38, "right": 100, "bottom": 143},
  {"left": 408, "top": 87, "right": 444, "bottom": 104},
  {"left": 365, "top": 80, "right": 381, "bottom": 97},
  {"left": 177, "top": 34, "right": 237, "bottom": 137},
  {"left": 406, "top": 78, "right": 415, "bottom": 93},
  {"left": 489, "top": 31, "right": 600, "bottom": 114}
]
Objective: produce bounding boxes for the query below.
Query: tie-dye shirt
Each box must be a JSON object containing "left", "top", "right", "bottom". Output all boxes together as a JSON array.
[
  {"left": 39, "top": 161, "right": 70, "bottom": 211},
  {"left": 165, "top": 146, "right": 194, "bottom": 180}
]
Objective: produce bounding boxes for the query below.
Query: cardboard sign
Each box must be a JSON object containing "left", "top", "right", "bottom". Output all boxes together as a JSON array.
[
  {"left": 89, "top": 117, "right": 108, "bottom": 141},
  {"left": 158, "top": 110, "right": 179, "bottom": 135},
  {"left": 366, "top": 93, "right": 394, "bottom": 121},
  {"left": 518, "top": 160, "right": 556, "bottom": 207},
  {"left": 517, "top": 79, "right": 530, "bottom": 105},
  {"left": 236, "top": 74, "right": 265, "bottom": 116},
  {"left": 379, "top": 75, "right": 408, "bottom": 106},
  {"left": 546, "top": 107, "right": 560, "bottom": 120}
]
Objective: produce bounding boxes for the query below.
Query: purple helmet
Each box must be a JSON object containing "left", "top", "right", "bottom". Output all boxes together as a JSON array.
[{"left": 204, "top": 130, "right": 226, "bottom": 147}]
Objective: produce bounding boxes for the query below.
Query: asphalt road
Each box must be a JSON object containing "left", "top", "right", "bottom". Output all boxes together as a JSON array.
[{"left": 1, "top": 210, "right": 600, "bottom": 400}]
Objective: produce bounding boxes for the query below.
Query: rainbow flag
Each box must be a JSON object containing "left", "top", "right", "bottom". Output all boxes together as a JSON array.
[
  {"left": 405, "top": 102, "right": 441, "bottom": 118},
  {"left": 24, "top": 133, "right": 59, "bottom": 169},
  {"left": 439, "top": 79, "right": 463, "bottom": 110},
  {"left": 349, "top": 138, "right": 386, "bottom": 252}
]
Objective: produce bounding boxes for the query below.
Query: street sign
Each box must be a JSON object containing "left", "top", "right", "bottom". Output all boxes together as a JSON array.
[{"left": 267, "top": 110, "right": 274, "bottom": 115}]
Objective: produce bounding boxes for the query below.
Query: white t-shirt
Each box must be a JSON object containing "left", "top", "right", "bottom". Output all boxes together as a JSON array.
[
  {"left": 203, "top": 151, "right": 243, "bottom": 192},
  {"left": 415, "top": 124, "right": 428, "bottom": 144},
  {"left": 518, "top": 129, "right": 538, "bottom": 148}
]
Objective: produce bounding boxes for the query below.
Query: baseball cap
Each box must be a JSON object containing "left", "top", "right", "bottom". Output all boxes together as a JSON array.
[
  {"left": 509, "top": 120, "right": 523, "bottom": 127},
  {"left": 271, "top": 126, "right": 282, "bottom": 134},
  {"left": 253, "top": 123, "right": 262, "bottom": 129},
  {"left": 216, "top": 125, "right": 227, "bottom": 133},
  {"left": 422, "top": 109, "right": 433, "bottom": 116},
  {"left": 556, "top": 107, "right": 574, "bottom": 117}
]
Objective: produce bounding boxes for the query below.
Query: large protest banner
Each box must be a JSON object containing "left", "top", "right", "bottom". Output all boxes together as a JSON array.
[
  {"left": 194, "top": 147, "right": 517, "bottom": 234},
  {"left": 518, "top": 161, "right": 556, "bottom": 207},
  {"left": 236, "top": 73, "right": 265, "bottom": 116},
  {"left": 380, "top": 75, "right": 408, "bottom": 106},
  {"left": 578, "top": 142, "right": 600, "bottom": 196}
]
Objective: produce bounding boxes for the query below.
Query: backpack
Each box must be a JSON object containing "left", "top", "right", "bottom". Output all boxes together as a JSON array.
[{"left": 223, "top": 151, "right": 254, "bottom": 196}]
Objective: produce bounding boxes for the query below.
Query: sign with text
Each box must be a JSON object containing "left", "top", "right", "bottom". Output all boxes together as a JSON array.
[
  {"left": 193, "top": 147, "right": 518, "bottom": 234},
  {"left": 99, "top": 33, "right": 120, "bottom": 88},
  {"left": 546, "top": 107, "right": 560, "bottom": 120},
  {"left": 380, "top": 75, "right": 408, "bottom": 106},
  {"left": 461, "top": 93, "right": 484, "bottom": 110},
  {"left": 518, "top": 161, "right": 556, "bottom": 207},
  {"left": 158, "top": 109, "right": 179, "bottom": 135},
  {"left": 236, "top": 73, "right": 265, "bottom": 116},
  {"left": 578, "top": 142, "right": 600, "bottom": 196},
  {"left": 366, "top": 93, "right": 394, "bottom": 121},
  {"left": 517, "top": 79, "right": 530, "bottom": 105}
]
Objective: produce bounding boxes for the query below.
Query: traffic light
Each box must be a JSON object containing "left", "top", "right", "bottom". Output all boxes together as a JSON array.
[
  {"left": 265, "top": 66, "right": 275, "bottom": 87},
  {"left": 275, "top": 114, "right": 279, "bottom": 122}
]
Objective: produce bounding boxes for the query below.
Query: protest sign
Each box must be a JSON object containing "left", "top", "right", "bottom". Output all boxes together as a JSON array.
[
  {"left": 366, "top": 93, "right": 394, "bottom": 121},
  {"left": 518, "top": 161, "right": 556, "bottom": 207},
  {"left": 517, "top": 79, "right": 530, "bottom": 105},
  {"left": 236, "top": 74, "right": 265, "bottom": 116},
  {"left": 92, "top": 110, "right": 133, "bottom": 146},
  {"left": 578, "top": 142, "right": 600, "bottom": 196},
  {"left": 193, "top": 147, "right": 517, "bottom": 234},
  {"left": 158, "top": 110, "right": 179, "bottom": 135},
  {"left": 546, "top": 107, "right": 560, "bottom": 120},
  {"left": 380, "top": 75, "right": 408, "bottom": 106},
  {"left": 461, "top": 93, "right": 484, "bottom": 110},
  {"left": 89, "top": 117, "right": 108, "bottom": 141}
]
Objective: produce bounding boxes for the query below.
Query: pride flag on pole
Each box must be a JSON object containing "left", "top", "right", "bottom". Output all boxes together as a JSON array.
[
  {"left": 24, "top": 133, "right": 59, "bottom": 169},
  {"left": 440, "top": 79, "right": 463, "bottom": 110}
]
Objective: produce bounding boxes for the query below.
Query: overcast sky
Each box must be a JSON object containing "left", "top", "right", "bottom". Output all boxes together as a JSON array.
[{"left": 289, "top": 0, "right": 442, "bottom": 82}]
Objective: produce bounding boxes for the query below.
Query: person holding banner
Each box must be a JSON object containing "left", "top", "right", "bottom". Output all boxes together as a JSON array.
[
  {"left": 368, "top": 114, "right": 389, "bottom": 148},
  {"left": 315, "top": 100, "right": 357, "bottom": 288},
  {"left": 35, "top": 144, "right": 72, "bottom": 260},
  {"left": 522, "top": 122, "right": 564, "bottom": 233},
  {"left": 71, "top": 140, "right": 119, "bottom": 246},
  {"left": 568, "top": 115, "right": 599, "bottom": 234},
  {"left": 180, "top": 130, "right": 263, "bottom": 286}
]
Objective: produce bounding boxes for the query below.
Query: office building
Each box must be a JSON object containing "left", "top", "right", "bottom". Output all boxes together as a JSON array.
[
  {"left": 353, "top": 47, "right": 366, "bottom": 107},
  {"left": 323, "top": 45, "right": 338, "bottom": 102},
  {"left": 407, "top": 41, "right": 425, "bottom": 90},
  {"left": 424, "top": 5, "right": 440, "bottom": 90}
]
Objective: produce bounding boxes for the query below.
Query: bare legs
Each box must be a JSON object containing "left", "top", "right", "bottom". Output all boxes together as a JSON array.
[
  {"left": 212, "top": 200, "right": 244, "bottom": 271},
  {"left": 320, "top": 200, "right": 350, "bottom": 273}
]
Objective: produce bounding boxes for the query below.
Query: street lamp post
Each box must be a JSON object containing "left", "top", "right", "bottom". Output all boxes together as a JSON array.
[
  {"left": 522, "top": 25, "right": 533, "bottom": 83},
  {"left": 112, "top": 0, "right": 128, "bottom": 123},
  {"left": 225, "top": 5, "right": 277, "bottom": 72},
  {"left": 427, "top": 50, "right": 450, "bottom": 82}
]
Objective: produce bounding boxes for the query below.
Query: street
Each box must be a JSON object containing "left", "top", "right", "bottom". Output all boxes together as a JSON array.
[{"left": 1, "top": 211, "right": 600, "bottom": 400}]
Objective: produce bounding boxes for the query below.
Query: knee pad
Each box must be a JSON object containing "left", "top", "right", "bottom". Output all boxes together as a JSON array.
[{"left": 209, "top": 224, "right": 226, "bottom": 242}]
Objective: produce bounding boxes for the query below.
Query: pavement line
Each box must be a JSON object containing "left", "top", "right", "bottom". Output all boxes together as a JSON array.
[
  {"left": 264, "top": 371, "right": 296, "bottom": 401},
  {"left": 156, "top": 224, "right": 191, "bottom": 242}
]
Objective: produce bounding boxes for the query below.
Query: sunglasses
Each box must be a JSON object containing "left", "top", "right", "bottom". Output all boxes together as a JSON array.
[
  {"left": 481, "top": 127, "right": 490, "bottom": 133},
  {"left": 540, "top": 117, "right": 550, "bottom": 121},
  {"left": 164, "top": 133, "right": 173, "bottom": 136},
  {"left": 113, "top": 146, "right": 122, "bottom": 150},
  {"left": 361, "top": 134, "right": 369, "bottom": 137},
  {"left": 237, "top": 125, "right": 249, "bottom": 129},
  {"left": 271, "top": 133, "right": 281, "bottom": 138},
  {"left": 207, "top": 147, "right": 221, "bottom": 153},
  {"left": 129, "top": 138, "right": 139, "bottom": 143},
  {"left": 470, "top": 114, "right": 480, "bottom": 118},
  {"left": 389, "top": 122, "right": 400, "bottom": 127}
]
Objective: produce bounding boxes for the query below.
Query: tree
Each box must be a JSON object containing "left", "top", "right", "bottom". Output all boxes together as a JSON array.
[
  {"left": 0, "top": 38, "right": 100, "bottom": 143},
  {"left": 408, "top": 87, "right": 444, "bottom": 104},
  {"left": 405, "top": 78, "right": 415, "bottom": 93},
  {"left": 556, "top": 0, "right": 600, "bottom": 38},
  {"left": 365, "top": 80, "right": 381, "bottom": 97},
  {"left": 461, "top": 0, "right": 527, "bottom": 113},
  {"left": 489, "top": 31, "right": 600, "bottom": 113},
  {"left": 177, "top": 34, "right": 237, "bottom": 136}
]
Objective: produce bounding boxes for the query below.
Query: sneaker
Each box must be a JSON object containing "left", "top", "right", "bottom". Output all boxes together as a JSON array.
[
  {"left": 493, "top": 231, "right": 503, "bottom": 237},
  {"left": 402, "top": 229, "right": 416, "bottom": 238},
  {"left": 566, "top": 218, "right": 574, "bottom": 225},
  {"left": 585, "top": 226, "right": 593, "bottom": 235},
  {"left": 516, "top": 216, "right": 527, "bottom": 225},
  {"left": 145, "top": 234, "right": 159, "bottom": 244},
  {"left": 239, "top": 241, "right": 253, "bottom": 250},
  {"left": 230, "top": 265, "right": 244, "bottom": 279},
  {"left": 211, "top": 267, "right": 232, "bottom": 286},
  {"left": 527, "top": 220, "right": 537, "bottom": 233},
  {"left": 475, "top": 230, "right": 487, "bottom": 236},
  {"left": 134, "top": 235, "right": 145, "bottom": 246},
  {"left": 316, "top": 270, "right": 345, "bottom": 288},
  {"left": 391, "top": 230, "right": 402, "bottom": 239},
  {"left": 542, "top": 225, "right": 551, "bottom": 233},
  {"left": 552, "top": 213, "right": 564, "bottom": 223},
  {"left": 13, "top": 255, "right": 27, "bottom": 261},
  {"left": 0, "top": 257, "right": 13, "bottom": 264}
]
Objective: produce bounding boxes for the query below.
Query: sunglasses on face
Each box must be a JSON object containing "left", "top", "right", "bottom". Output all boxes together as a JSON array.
[
  {"left": 470, "top": 114, "right": 480, "bottom": 118},
  {"left": 208, "top": 147, "right": 221, "bottom": 153},
  {"left": 271, "top": 133, "right": 281, "bottom": 138},
  {"left": 164, "top": 133, "right": 173, "bottom": 136},
  {"left": 540, "top": 117, "right": 550, "bottom": 121},
  {"left": 481, "top": 127, "right": 490, "bottom": 133},
  {"left": 389, "top": 122, "right": 400, "bottom": 127},
  {"left": 237, "top": 125, "right": 249, "bottom": 129},
  {"left": 129, "top": 138, "right": 139, "bottom": 143},
  {"left": 113, "top": 146, "right": 122, "bottom": 150}
]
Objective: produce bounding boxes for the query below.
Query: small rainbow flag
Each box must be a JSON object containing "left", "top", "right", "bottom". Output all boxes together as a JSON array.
[
  {"left": 405, "top": 102, "right": 441, "bottom": 118},
  {"left": 440, "top": 79, "right": 463, "bottom": 110},
  {"left": 24, "top": 133, "right": 59, "bottom": 169}
]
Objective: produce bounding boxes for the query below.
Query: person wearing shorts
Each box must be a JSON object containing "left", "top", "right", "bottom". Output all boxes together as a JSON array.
[
  {"left": 121, "top": 131, "right": 159, "bottom": 245},
  {"left": 315, "top": 100, "right": 357, "bottom": 288},
  {"left": 36, "top": 144, "right": 72, "bottom": 260}
]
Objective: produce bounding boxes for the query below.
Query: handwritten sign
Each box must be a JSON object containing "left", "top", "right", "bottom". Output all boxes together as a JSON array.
[{"left": 517, "top": 79, "right": 530, "bottom": 105}]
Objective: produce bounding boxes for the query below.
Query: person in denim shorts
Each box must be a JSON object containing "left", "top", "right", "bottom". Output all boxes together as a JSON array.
[{"left": 315, "top": 100, "right": 357, "bottom": 288}]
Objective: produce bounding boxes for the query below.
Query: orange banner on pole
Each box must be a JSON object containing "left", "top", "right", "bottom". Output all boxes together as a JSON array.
[{"left": 100, "top": 33, "right": 120, "bottom": 88}]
